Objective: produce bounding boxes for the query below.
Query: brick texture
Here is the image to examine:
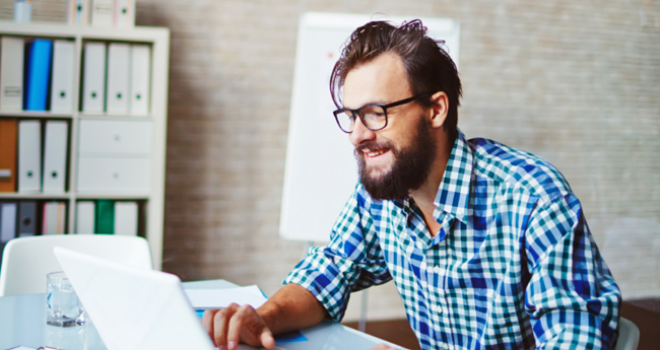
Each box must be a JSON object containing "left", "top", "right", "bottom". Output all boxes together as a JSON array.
[{"left": 2, "top": 0, "right": 658, "bottom": 322}]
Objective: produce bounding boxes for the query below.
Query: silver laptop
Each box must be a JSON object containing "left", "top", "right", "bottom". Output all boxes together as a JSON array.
[{"left": 54, "top": 247, "right": 216, "bottom": 350}]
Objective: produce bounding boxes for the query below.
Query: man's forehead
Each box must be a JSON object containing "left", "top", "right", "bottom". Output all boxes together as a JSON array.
[{"left": 342, "top": 52, "right": 412, "bottom": 109}]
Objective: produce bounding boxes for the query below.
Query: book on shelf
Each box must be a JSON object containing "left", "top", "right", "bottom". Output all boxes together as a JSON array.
[
  {"left": 17, "top": 120, "right": 42, "bottom": 193},
  {"left": 0, "top": 119, "right": 17, "bottom": 192},
  {"left": 42, "top": 202, "right": 66, "bottom": 235},
  {"left": 25, "top": 39, "right": 53, "bottom": 112},
  {"left": 0, "top": 36, "right": 24, "bottom": 112}
]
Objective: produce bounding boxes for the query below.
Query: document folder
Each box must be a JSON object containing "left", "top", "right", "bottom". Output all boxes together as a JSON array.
[
  {"left": 0, "top": 37, "right": 25, "bottom": 112},
  {"left": 95, "top": 199, "right": 114, "bottom": 234},
  {"left": 50, "top": 40, "right": 75, "bottom": 114},
  {"left": 18, "top": 120, "right": 42, "bottom": 193},
  {"left": 107, "top": 43, "right": 130, "bottom": 115},
  {"left": 76, "top": 201, "right": 96, "bottom": 234},
  {"left": 0, "top": 202, "right": 17, "bottom": 243},
  {"left": 114, "top": 201, "right": 137, "bottom": 236},
  {"left": 129, "top": 44, "right": 151, "bottom": 116},
  {"left": 82, "top": 42, "right": 107, "bottom": 114},
  {"left": 0, "top": 119, "right": 17, "bottom": 192},
  {"left": 42, "top": 121, "right": 69, "bottom": 193},
  {"left": 25, "top": 39, "right": 53, "bottom": 111},
  {"left": 18, "top": 201, "right": 37, "bottom": 237}
]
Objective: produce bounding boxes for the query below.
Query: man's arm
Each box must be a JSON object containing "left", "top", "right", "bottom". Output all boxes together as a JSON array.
[
  {"left": 202, "top": 283, "right": 327, "bottom": 350},
  {"left": 524, "top": 194, "right": 621, "bottom": 349}
]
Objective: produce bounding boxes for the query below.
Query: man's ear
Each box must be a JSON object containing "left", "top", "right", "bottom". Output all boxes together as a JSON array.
[{"left": 428, "top": 91, "right": 448, "bottom": 129}]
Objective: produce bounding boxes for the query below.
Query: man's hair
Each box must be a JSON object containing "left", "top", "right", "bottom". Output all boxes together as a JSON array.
[{"left": 330, "top": 20, "right": 462, "bottom": 139}]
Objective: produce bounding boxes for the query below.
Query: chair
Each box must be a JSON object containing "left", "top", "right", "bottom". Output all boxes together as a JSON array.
[
  {"left": 615, "top": 317, "right": 640, "bottom": 350},
  {"left": 0, "top": 235, "right": 152, "bottom": 296}
]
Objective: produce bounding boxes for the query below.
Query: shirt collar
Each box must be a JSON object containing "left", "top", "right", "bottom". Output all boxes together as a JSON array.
[{"left": 433, "top": 128, "right": 473, "bottom": 224}]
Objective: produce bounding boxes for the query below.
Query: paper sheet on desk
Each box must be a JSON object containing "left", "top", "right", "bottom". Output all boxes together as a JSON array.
[{"left": 185, "top": 285, "right": 268, "bottom": 309}]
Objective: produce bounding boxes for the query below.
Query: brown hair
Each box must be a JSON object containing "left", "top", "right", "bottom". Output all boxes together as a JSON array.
[{"left": 330, "top": 20, "right": 462, "bottom": 139}]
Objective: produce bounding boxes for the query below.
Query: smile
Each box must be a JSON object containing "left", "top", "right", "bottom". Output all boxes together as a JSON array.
[{"left": 366, "top": 150, "right": 387, "bottom": 157}]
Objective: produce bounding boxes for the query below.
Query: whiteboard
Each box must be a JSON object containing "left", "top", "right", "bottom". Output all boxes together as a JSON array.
[{"left": 280, "top": 12, "right": 460, "bottom": 242}]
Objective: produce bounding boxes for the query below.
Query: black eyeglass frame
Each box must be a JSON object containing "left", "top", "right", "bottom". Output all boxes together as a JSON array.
[{"left": 332, "top": 92, "right": 435, "bottom": 133}]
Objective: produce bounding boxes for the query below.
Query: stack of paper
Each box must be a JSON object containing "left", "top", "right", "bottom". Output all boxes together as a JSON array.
[{"left": 184, "top": 285, "right": 268, "bottom": 309}]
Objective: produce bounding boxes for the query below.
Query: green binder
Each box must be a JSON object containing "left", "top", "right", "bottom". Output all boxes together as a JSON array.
[{"left": 95, "top": 200, "right": 114, "bottom": 234}]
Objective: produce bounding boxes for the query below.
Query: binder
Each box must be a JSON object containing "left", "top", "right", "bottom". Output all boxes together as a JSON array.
[
  {"left": 75, "top": 201, "right": 95, "bottom": 234},
  {"left": 0, "top": 119, "right": 17, "bottom": 192},
  {"left": 90, "top": 0, "right": 114, "bottom": 27},
  {"left": 106, "top": 43, "right": 130, "bottom": 115},
  {"left": 0, "top": 202, "right": 17, "bottom": 243},
  {"left": 42, "top": 202, "right": 66, "bottom": 235},
  {"left": 68, "top": 0, "right": 90, "bottom": 25},
  {"left": 18, "top": 201, "right": 37, "bottom": 237},
  {"left": 42, "top": 121, "right": 69, "bottom": 193},
  {"left": 95, "top": 199, "right": 114, "bottom": 234},
  {"left": 0, "top": 37, "right": 25, "bottom": 112},
  {"left": 18, "top": 120, "right": 42, "bottom": 193},
  {"left": 129, "top": 45, "right": 151, "bottom": 116},
  {"left": 25, "top": 39, "right": 53, "bottom": 111},
  {"left": 50, "top": 40, "right": 75, "bottom": 113},
  {"left": 114, "top": 201, "right": 137, "bottom": 236},
  {"left": 115, "top": 0, "right": 135, "bottom": 28},
  {"left": 82, "top": 42, "right": 107, "bottom": 114}
]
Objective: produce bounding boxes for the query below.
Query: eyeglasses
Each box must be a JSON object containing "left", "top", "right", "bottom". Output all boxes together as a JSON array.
[{"left": 332, "top": 92, "right": 434, "bottom": 133}]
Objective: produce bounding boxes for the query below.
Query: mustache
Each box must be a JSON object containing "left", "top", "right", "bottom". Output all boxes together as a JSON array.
[{"left": 354, "top": 141, "right": 394, "bottom": 155}]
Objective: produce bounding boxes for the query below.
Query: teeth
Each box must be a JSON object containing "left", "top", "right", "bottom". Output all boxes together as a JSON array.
[{"left": 367, "top": 150, "right": 385, "bottom": 157}]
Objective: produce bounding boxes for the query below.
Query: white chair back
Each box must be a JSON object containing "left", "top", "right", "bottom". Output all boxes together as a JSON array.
[
  {"left": 615, "top": 317, "right": 640, "bottom": 350},
  {"left": 0, "top": 235, "right": 152, "bottom": 296}
]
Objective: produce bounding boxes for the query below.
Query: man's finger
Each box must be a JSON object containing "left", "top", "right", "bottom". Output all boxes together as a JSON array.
[
  {"left": 201, "top": 309, "right": 218, "bottom": 346},
  {"left": 227, "top": 305, "right": 253, "bottom": 350},
  {"left": 214, "top": 304, "right": 239, "bottom": 348},
  {"left": 260, "top": 328, "right": 275, "bottom": 349}
]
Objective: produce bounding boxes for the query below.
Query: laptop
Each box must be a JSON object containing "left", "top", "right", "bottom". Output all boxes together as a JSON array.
[{"left": 54, "top": 247, "right": 219, "bottom": 350}]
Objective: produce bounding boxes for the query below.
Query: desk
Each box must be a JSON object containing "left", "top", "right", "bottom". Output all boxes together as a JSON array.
[{"left": 0, "top": 280, "right": 401, "bottom": 350}]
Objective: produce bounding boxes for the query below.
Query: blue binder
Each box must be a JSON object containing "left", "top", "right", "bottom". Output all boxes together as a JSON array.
[{"left": 25, "top": 39, "right": 53, "bottom": 111}]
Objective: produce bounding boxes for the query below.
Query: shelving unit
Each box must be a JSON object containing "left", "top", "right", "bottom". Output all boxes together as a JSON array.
[{"left": 0, "top": 21, "right": 170, "bottom": 270}]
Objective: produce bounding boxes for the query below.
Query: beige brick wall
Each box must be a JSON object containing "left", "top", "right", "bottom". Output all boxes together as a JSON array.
[{"left": 3, "top": 0, "right": 658, "bottom": 321}]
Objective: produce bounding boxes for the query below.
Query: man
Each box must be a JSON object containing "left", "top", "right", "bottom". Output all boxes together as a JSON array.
[{"left": 203, "top": 20, "right": 621, "bottom": 350}]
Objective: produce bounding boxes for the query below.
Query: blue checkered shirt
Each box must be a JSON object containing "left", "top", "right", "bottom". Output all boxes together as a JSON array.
[{"left": 284, "top": 129, "right": 621, "bottom": 350}]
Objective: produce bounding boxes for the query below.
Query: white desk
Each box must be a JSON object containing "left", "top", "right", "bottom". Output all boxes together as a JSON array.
[{"left": 0, "top": 280, "right": 402, "bottom": 350}]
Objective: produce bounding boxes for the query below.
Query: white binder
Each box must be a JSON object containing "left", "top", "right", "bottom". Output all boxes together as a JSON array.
[
  {"left": 106, "top": 43, "right": 130, "bottom": 115},
  {"left": 42, "top": 121, "right": 69, "bottom": 193},
  {"left": 67, "top": 0, "right": 90, "bottom": 25},
  {"left": 43, "top": 202, "right": 66, "bottom": 235},
  {"left": 50, "top": 40, "right": 75, "bottom": 113},
  {"left": 0, "top": 37, "right": 24, "bottom": 112},
  {"left": 0, "top": 202, "right": 17, "bottom": 243},
  {"left": 82, "top": 42, "right": 107, "bottom": 114},
  {"left": 129, "top": 44, "right": 151, "bottom": 116},
  {"left": 18, "top": 121, "right": 42, "bottom": 193},
  {"left": 76, "top": 201, "right": 96, "bottom": 234},
  {"left": 90, "top": 0, "right": 114, "bottom": 27},
  {"left": 114, "top": 201, "right": 137, "bottom": 236},
  {"left": 115, "top": 0, "right": 135, "bottom": 27}
]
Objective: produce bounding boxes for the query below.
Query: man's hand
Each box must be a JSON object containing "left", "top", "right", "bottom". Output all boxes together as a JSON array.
[{"left": 202, "top": 303, "right": 275, "bottom": 350}]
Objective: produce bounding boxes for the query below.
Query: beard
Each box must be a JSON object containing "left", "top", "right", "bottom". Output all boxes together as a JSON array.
[{"left": 356, "top": 116, "right": 437, "bottom": 201}]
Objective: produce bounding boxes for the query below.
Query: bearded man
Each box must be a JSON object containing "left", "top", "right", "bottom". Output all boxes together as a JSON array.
[{"left": 203, "top": 20, "right": 621, "bottom": 350}]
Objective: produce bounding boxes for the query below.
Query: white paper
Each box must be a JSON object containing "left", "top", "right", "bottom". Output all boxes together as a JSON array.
[{"left": 184, "top": 285, "right": 268, "bottom": 309}]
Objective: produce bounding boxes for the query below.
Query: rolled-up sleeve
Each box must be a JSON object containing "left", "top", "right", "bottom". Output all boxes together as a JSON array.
[
  {"left": 283, "top": 187, "right": 392, "bottom": 322},
  {"left": 524, "top": 193, "right": 621, "bottom": 349}
]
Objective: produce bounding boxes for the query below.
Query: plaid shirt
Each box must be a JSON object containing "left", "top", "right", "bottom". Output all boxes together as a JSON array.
[{"left": 284, "top": 129, "right": 621, "bottom": 350}]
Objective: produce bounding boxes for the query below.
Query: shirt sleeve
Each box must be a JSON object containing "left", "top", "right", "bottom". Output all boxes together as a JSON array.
[
  {"left": 524, "top": 193, "right": 621, "bottom": 349},
  {"left": 283, "top": 186, "right": 392, "bottom": 322}
]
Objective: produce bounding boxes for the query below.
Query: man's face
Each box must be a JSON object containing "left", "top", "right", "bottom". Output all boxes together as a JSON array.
[{"left": 343, "top": 52, "right": 436, "bottom": 200}]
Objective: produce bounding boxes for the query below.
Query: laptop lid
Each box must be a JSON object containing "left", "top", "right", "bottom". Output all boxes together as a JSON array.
[{"left": 54, "top": 247, "right": 215, "bottom": 350}]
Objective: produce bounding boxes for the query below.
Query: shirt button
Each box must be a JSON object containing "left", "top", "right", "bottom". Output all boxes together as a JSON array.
[{"left": 433, "top": 266, "right": 442, "bottom": 274}]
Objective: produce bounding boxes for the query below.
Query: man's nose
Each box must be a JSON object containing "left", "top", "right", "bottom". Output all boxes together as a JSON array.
[{"left": 349, "top": 116, "right": 376, "bottom": 147}]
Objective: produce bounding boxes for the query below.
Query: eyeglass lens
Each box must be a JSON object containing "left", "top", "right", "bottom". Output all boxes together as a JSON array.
[{"left": 336, "top": 105, "right": 387, "bottom": 132}]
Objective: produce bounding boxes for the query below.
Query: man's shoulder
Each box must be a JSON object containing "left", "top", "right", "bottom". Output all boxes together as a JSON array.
[{"left": 467, "top": 137, "right": 572, "bottom": 202}]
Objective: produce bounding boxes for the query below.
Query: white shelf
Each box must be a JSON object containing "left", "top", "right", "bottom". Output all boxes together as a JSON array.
[{"left": 0, "top": 21, "right": 170, "bottom": 270}]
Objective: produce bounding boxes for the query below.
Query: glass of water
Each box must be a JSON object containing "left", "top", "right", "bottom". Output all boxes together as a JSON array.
[{"left": 46, "top": 271, "right": 86, "bottom": 327}]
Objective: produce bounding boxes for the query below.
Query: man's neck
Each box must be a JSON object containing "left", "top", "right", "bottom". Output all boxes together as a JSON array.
[{"left": 409, "top": 132, "right": 454, "bottom": 237}]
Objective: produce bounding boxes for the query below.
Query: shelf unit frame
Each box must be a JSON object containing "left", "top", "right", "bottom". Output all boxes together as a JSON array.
[{"left": 0, "top": 21, "right": 170, "bottom": 270}]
